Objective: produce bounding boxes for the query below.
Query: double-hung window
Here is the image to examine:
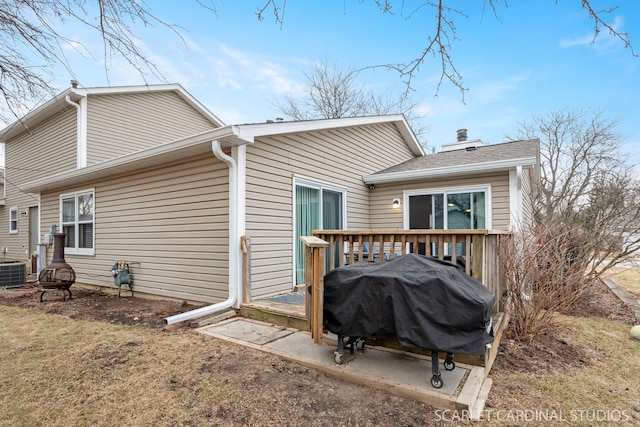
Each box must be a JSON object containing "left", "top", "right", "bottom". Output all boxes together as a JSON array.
[
  {"left": 9, "top": 207, "right": 18, "bottom": 233},
  {"left": 61, "top": 190, "right": 94, "bottom": 254}
]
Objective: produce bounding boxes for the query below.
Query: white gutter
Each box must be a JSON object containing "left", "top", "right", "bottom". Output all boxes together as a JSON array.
[
  {"left": 164, "top": 139, "right": 239, "bottom": 325},
  {"left": 64, "top": 94, "right": 87, "bottom": 168}
]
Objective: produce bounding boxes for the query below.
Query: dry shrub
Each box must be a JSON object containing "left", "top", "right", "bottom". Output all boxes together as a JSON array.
[{"left": 499, "top": 224, "right": 597, "bottom": 343}]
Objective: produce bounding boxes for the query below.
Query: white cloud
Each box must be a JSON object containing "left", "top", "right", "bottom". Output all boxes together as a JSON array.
[
  {"left": 204, "top": 56, "right": 244, "bottom": 89},
  {"left": 414, "top": 103, "right": 432, "bottom": 117},
  {"left": 559, "top": 34, "right": 594, "bottom": 48},
  {"left": 469, "top": 72, "right": 530, "bottom": 105},
  {"left": 560, "top": 15, "right": 626, "bottom": 52},
  {"left": 212, "top": 42, "right": 299, "bottom": 94}
]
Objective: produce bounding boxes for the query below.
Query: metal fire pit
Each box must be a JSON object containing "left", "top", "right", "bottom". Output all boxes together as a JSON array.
[{"left": 38, "top": 233, "right": 76, "bottom": 302}]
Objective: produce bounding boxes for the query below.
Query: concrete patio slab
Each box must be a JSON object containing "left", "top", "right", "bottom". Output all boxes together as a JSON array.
[
  {"left": 198, "top": 317, "right": 486, "bottom": 411},
  {"left": 342, "top": 345, "right": 465, "bottom": 396},
  {"left": 204, "top": 318, "right": 294, "bottom": 345}
]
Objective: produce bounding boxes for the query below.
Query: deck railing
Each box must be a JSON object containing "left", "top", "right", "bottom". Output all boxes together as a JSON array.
[{"left": 302, "top": 230, "right": 508, "bottom": 344}]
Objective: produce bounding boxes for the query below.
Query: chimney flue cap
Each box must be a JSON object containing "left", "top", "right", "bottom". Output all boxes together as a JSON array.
[{"left": 456, "top": 129, "right": 468, "bottom": 142}]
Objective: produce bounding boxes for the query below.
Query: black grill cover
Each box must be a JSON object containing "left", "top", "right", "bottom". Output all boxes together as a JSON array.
[{"left": 323, "top": 254, "right": 495, "bottom": 354}]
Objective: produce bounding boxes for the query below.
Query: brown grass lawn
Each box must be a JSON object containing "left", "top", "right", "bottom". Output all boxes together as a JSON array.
[
  {"left": 0, "top": 305, "right": 435, "bottom": 427},
  {"left": 606, "top": 267, "right": 640, "bottom": 300},
  {"left": 485, "top": 315, "right": 640, "bottom": 426},
  {"left": 1, "top": 269, "right": 639, "bottom": 426}
]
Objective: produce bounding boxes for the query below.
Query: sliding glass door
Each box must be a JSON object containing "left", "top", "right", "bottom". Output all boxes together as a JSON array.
[{"left": 295, "top": 182, "right": 345, "bottom": 285}]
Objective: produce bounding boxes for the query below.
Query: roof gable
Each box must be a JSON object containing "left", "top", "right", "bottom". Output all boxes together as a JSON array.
[
  {"left": 364, "top": 139, "right": 540, "bottom": 184},
  {"left": 0, "top": 83, "right": 224, "bottom": 143},
  {"left": 233, "top": 115, "right": 424, "bottom": 157}
]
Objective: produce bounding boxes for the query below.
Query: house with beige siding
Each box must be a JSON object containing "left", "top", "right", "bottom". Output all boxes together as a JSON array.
[
  {"left": 0, "top": 83, "right": 539, "bottom": 323},
  {"left": 364, "top": 130, "right": 540, "bottom": 237}
]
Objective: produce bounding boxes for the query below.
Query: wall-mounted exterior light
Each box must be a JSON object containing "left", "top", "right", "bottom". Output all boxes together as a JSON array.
[{"left": 392, "top": 198, "right": 401, "bottom": 209}]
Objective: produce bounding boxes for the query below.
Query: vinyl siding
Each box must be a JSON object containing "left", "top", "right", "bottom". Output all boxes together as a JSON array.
[
  {"left": 2, "top": 108, "right": 77, "bottom": 262},
  {"left": 369, "top": 172, "right": 512, "bottom": 231},
  {"left": 245, "top": 122, "right": 416, "bottom": 298},
  {"left": 86, "top": 91, "right": 216, "bottom": 164},
  {"left": 38, "top": 154, "right": 230, "bottom": 303}
]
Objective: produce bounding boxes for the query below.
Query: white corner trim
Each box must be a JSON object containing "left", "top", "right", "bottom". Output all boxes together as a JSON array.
[{"left": 509, "top": 167, "right": 523, "bottom": 231}]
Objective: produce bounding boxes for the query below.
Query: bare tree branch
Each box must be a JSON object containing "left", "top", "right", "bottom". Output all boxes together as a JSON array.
[
  {"left": 0, "top": 1, "right": 636, "bottom": 124},
  {"left": 272, "top": 59, "right": 428, "bottom": 146},
  {"left": 259, "top": 1, "right": 636, "bottom": 100},
  {"left": 581, "top": 0, "right": 637, "bottom": 56},
  {"left": 510, "top": 107, "right": 640, "bottom": 271},
  {"left": 0, "top": 0, "right": 217, "bottom": 123}
]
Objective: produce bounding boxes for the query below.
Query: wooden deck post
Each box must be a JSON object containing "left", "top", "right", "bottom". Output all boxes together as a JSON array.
[
  {"left": 300, "top": 236, "right": 329, "bottom": 344},
  {"left": 471, "top": 234, "right": 485, "bottom": 284}
]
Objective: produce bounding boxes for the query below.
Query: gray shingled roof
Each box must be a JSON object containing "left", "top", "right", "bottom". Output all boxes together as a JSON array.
[{"left": 374, "top": 139, "right": 539, "bottom": 175}]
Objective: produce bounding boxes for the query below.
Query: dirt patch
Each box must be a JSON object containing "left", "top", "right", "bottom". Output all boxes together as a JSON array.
[
  {"left": 567, "top": 278, "right": 639, "bottom": 324},
  {"left": 493, "top": 278, "right": 638, "bottom": 375},
  {"left": 493, "top": 327, "right": 607, "bottom": 375},
  {"left": 0, "top": 285, "right": 200, "bottom": 329},
  {"left": 1, "top": 277, "right": 638, "bottom": 374}
]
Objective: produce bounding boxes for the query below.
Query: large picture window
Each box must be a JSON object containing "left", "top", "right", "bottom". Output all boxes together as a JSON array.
[
  {"left": 294, "top": 179, "right": 345, "bottom": 285},
  {"left": 61, "top": 190, "right": 94, "bottom": 254}
]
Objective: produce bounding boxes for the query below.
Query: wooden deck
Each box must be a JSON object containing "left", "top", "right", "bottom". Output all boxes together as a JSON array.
[
  {"left": 238, "top": 230, "right": 509, "bottom": 371},
  {"left": 299, "top": 230, "right": 510, "bottom": 373},
  {"left": 230, "top": 229, "right": 510, "bottom": 414}
]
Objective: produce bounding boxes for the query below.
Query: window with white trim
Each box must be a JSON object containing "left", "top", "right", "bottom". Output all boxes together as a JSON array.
[
  {"left": 406, "top": 186, "right": 490, "bottom": 256},
  {"left": 61, "top": 190, "right": 94, "bottom": 254},
  {"left": 9, "top": 207, "right": 18, "bottom": 233}
]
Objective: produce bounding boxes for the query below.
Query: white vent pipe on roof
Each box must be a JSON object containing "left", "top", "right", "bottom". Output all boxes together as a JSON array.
[{"left": 164, "top": 139, "right": 239, "bottom": 325}]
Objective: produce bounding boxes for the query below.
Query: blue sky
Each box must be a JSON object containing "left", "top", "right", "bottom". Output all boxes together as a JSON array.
[{"left": 37, "top": 2, "right": 640, "bottom": 165}]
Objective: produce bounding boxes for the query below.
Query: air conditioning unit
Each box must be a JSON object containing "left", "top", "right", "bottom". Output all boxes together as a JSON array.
[{"left": 0, "top": 261, "right": 26, "bottom": 288}]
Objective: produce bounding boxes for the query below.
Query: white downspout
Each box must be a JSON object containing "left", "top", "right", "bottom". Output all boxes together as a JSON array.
[
  {"left": 64, "top": 95, "right": 87, "bottom": 168},
  {"left": 164, "top": 140, "right": 239, "bottom": 325}
]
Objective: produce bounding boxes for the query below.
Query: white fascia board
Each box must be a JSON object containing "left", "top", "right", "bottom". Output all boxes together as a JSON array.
[
  {"left": 0, "top": 89, "right": 75, "bottom": 142},
  {"left": 72, "top": 84, "right": 183, "bottom": 95},
  {"left": 21, "top": 126, "right": 251, "bottom": 193},
  {"left": 237, "top": 114, "right": 424, "bottom": 156},
  {"left": 363, "top": 157, "right": 538, "bottom": 184}
]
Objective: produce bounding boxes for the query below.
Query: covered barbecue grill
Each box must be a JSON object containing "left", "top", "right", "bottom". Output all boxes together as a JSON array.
[{"left": 323, "top": 253, "right": 494, "bottom": 388}]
